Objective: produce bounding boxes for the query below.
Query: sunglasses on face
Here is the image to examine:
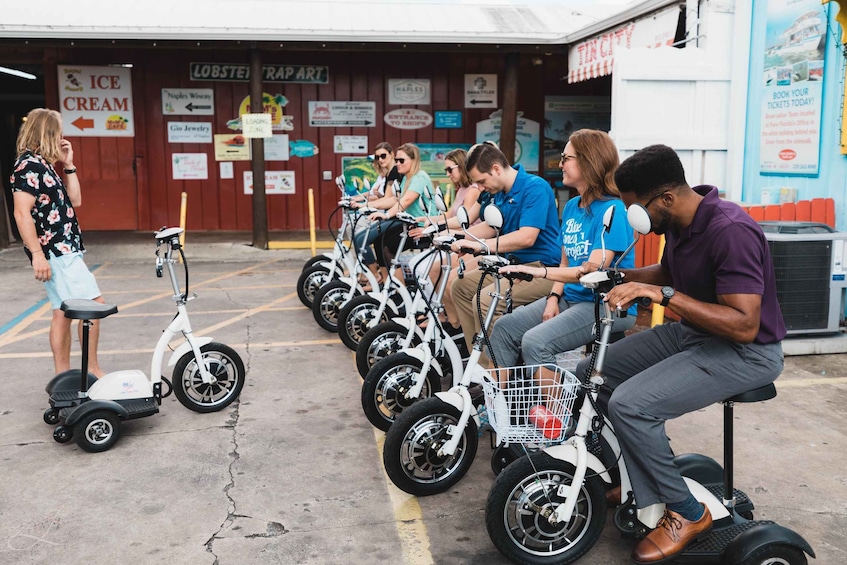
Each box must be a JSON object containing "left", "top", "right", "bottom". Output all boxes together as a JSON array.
[
  {"left": 395, "top": 158, "right": 408, "bottom": 164},
  {"left": 559, "top": 153, "right": 578, "bottom": 166},
  {"left": 444, "top": 165, "right": 458, "bottom": 174},
  {"left": 375, "top": 153, "right": 389, "bottom": 160}
]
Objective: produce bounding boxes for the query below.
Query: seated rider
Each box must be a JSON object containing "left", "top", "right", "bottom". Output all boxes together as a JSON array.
[{"left": 577, "top": 144, "right": 787, "bottom": 564}]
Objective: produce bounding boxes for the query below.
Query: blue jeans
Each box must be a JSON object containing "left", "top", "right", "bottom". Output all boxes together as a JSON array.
[{"left": 352, "top": 219, "right": 401, "bottom": 266}]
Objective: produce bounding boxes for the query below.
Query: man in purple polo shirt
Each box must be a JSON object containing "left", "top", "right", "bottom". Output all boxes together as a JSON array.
[{"left": 577, "top": 144, "right": 786, "bottom": 564}]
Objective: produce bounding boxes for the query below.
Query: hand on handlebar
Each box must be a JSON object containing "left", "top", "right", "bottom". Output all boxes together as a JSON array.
[
  {"left": 604, "top": 282, "right": 663, "bottom": 310},
  {"left": 370, "top": 211, "right": 389, "bottom": 221},
  {"left": 578, "top": 261, "right": 601, "bottom": 276},
  {"left": 451, "top": 239, "right": 484, "bottom": 256}
]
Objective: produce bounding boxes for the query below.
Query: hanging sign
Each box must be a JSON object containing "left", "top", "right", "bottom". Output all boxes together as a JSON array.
[
  {"left": 172, "top": 153, "right": 208, "bottom": 180},
  {"left": 388, "top": 79, "right": 431, "bottom": 105},
  {"left": 58, "top": 65, "right": 134, "bottom": 137},
  {"left": 308, "top": 101, "right": 376, "bottom": 127},
  {"left": 167, "top": 122, "right": 212, "bottom": 143},
  {"left": 189, "top": 62, "right": 329, "bottom": 84},
  {"left": 244, "top": 170, "right": 296, "bottom": 194},
  {"left": 464, "top": 74, "right": 497, "bottom": 108},
  {"left": 264, "top": 134, "right": 290, "bottom": 161},
  {"left": 241, "top": 113, "right": 273, "bottom": 138},
  {"left": 214, "top": 134, "right": 250, "bottom": 161},
  {"left": 334, "top": 135, "right": 368, "bottom": 153},
  {"left": 162, "top": 88, "right": 214, "bottom": 115},
  {"left": 384, "top": 108, "right": 433, "bottom": 130}
]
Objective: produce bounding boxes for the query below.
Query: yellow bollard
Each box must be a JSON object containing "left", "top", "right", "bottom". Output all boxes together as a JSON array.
[
  {"left": 650, "top": 234, "right": 666, "bottom": 327},
  {"left": 179, "top": 191, "right": 188, "bottom": 262},
  {"left": 307, "top": 188, "right": 317, "bottom": 257}
]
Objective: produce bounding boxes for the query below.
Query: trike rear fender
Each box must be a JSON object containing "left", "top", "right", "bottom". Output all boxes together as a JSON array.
[{"left": 722, "top": 522, "right": 815, "bottom": 563}]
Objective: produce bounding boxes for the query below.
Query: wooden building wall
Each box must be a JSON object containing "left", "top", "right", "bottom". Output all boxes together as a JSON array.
[{"left": 32, "top": 45, "right": 609, "bottom": 232}]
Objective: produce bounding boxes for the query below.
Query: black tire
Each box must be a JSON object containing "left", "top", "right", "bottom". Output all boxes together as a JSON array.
[
  {"left": 361, "top": 353, "right": 441, "bottom": 431},
  {"left": 338, "top": 295, "right": 388, "bottom": 351},
  {"left": 486, "top": 453, "right": 607, "bottom": 565},
  {"left": 301, "top": 255, "right": 329, "bottom": 272},
  {"left": 74, "top": 410, "right": 121, "bottom": 453},
  {"left": 737, "top": 544, "right": 807, "bottom": 565},
  {"left": 356, "top": 321, "right": 421, "bottom": 378},
  {"left": 53, "top": 425, "right": 73, "bottom": 443},
  {"left": 383, "top": 396, "right": 478, "bottom": 496},
  {"left": 312, "top": 280, "right": 355, "bottom": 332},
  {"left": 43, "top": 408, "right": 60, "bottom": 425},
  {"left": 297, "top": 264, "right": 334, "bottom": 309},
  {"left": 491, "top": 444, "right": 527, "bottom": 476},
  {"left": 172, "top": 343, "right": 246, "bottom": 413}
]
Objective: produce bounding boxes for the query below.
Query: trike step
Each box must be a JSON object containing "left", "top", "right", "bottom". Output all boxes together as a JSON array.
[{"left": 683, "top": 520, "right": 775, "bottom": 556}]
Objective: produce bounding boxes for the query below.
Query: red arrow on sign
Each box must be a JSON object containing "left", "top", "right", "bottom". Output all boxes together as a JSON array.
[{"left": 72, "top": 116, "right": 94, "bottom": 130}]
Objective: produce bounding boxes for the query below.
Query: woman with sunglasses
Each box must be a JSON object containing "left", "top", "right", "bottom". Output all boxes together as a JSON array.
[
  {"left": 492, "top": 129, "right": 636, "bottom": 369},
  {"left": 367, "top": 143, "right": 435, "bottom": 267},
  {"left": 351, "top": 142, "right": 403, "bottom": 283}
]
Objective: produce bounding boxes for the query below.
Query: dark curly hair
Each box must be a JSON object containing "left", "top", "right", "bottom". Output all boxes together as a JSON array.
[{"left": 614, "top": 144, "right": 687, "bottom": 198}]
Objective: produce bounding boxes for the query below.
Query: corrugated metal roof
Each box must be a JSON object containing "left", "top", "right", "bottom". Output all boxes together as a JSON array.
[{"left": 0, "top": 0, "right": 654, "bottom": 45}]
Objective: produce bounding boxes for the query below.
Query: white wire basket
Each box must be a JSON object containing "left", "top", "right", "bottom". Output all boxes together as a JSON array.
[{"left": 480, "top": 363, "right": 581, "bottom": 444}]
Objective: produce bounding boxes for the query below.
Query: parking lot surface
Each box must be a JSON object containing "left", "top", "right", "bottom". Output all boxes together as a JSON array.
[{"left": 0, "top": 232, "right": 845, "bottom": 564}]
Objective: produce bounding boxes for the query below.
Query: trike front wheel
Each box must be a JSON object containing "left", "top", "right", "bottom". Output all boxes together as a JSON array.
[{"left": 173, "top": 343, "right": 245, "bottom": 413}]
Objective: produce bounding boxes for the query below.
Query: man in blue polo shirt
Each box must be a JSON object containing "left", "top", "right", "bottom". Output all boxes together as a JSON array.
[
  {"left": 577, "top": 145, "right": 786, "bottom": 564},
  {"left": 450, "top": 142, "right": 560, "bottom": 358}
]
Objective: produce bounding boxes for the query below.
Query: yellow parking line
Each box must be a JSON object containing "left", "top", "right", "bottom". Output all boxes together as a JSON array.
[
  {"left": 373, "top": 430, "right": 434, "bottom": 565},
  {"left": 186, "top": 291, "right": 297, "bottom": 341}
]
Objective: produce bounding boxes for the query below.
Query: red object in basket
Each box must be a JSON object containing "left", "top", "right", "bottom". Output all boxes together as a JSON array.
[{"left": 529, "top": 405, "right": 563, "bottom": 440}]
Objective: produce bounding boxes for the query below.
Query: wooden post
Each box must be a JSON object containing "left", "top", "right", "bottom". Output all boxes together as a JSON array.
[
  {"left": 500, "top": 53, "right": 520, "bottom": 165},
  {"left": 249, "top": 46, "right": 269, "bottom": 249}
]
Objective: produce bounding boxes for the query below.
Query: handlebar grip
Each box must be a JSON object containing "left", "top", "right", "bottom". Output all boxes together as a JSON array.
[
  {"left": 506, "top": 272, "right": 533, "bottom": 282},
  {"left": 637, "top": 296, "right": 653, "bottom": 307}
]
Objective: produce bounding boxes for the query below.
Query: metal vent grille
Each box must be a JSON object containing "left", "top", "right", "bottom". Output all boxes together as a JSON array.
[{"left": 768, "top": 240, "right": 831, "bottom": 330}]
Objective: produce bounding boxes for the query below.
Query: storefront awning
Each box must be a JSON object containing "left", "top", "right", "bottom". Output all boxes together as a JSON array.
[{"left": 566, "top": 4, "right": 681, "bottom": 83}]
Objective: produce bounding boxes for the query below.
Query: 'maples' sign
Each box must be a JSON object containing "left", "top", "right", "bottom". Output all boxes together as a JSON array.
[{"left": 190, "top": 63, "right": 329, "bottom": 84}]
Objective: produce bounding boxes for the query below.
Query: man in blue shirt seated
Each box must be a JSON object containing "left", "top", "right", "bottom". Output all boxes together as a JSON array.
[{"left": 450, "top": 142, "right": 560, "bottom": 361}]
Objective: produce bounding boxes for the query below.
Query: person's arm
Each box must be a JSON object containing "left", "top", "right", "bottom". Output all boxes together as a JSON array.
[
  {"left": 58, "top": 139, "right": 81, "bottom": 207},
  {"left": 12, "top": 191, "right": 51, "bottom": 282}
]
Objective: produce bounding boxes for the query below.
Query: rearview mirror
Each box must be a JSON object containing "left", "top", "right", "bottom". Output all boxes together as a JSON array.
[
  {"left": 627, "top": 204, "right": 652, "bottom": 236},
  {"left": 456, "top": 206, "right": 470, "bottom": 229},
  {"left": 483, "top": 205, "right": 504, "bottom": 231},
  {"left": 434, "top": 191, "right": 447, "bottom": 213},
  {"left": 363, "top": 177, "right": 371, "bottom": 192},
  {"left": 422, "top": 184, "right": 432, "bottom": 201},
  {"left": 602, "top": 205, "right": 615, "bottom": 233}
]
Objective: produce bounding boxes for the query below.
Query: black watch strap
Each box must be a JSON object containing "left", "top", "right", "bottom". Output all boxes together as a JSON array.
[{"left": 548, "top": 291, "right": 562, "bottom": 300}]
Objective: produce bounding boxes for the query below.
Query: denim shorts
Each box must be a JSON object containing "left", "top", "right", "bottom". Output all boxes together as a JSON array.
[{"left": 43, "top": 252, "right": 101, "bottom": 309}]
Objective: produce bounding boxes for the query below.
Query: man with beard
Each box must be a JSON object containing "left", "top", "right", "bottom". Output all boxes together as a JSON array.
[{"left": 576, "top": 144, "right": 786, "bottom": 564}]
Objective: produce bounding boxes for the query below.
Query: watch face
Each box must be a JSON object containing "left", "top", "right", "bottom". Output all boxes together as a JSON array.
[{"left": 662, "top": 286, "right": 674, "bottom": 298}]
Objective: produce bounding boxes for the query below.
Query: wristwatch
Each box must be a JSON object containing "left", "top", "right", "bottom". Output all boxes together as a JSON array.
[
  {"left": 63, "top": 167, "right": 77, "bottom": 174},
  {"left": 660, "top": 286, "right": 675, "bottom": 307},
  {"left": 547, "top": 291, "right": 562, "bottom": 301}
]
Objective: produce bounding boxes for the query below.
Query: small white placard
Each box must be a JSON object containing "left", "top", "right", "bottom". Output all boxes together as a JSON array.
[
  {"left": 172, "top": 153, "right": 208, "bottom": 180},
  {"left": 388, "top": 78, "right": 431, "bottom": 105},
  {"left": 219, "top": 161, "right": 234, "bottom": 179},
  {"left": 244, "top": 170, "right": 295, "bottom": 194},
  {"left": 464, "top": 74, "right": 498, "bottom": 108},
  {"left": 264, "top": 134, "right": 290, "bottom": 161},
  {"left": 241, "top": 113, "right": 273, "bottom": 138},
  {"left": 162, "top": 88, "right": 215, "bottom": 115},
  {"left": 167, "top": 122, "right": 212, "bottom": 143},
  {"left": 333, "top": 135, "right": 368, "bottom": 154}
]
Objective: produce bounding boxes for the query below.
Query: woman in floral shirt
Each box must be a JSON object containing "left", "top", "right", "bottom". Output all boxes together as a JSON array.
[{"left": 11, "top": 108, "right": 105, "bottom": 377}]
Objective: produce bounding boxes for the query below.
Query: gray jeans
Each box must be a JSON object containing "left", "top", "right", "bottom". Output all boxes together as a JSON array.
[
  {"left": 576, "top": 322, "right": 784, "bottom": 509},
  {"left": 489, "top": 296, "right": 635, "bottom": 367}
]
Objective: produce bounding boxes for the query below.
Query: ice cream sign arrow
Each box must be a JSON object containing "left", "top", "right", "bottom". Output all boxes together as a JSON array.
[{"left": 72, "top": 117, "right": 94, "bottom": 130}]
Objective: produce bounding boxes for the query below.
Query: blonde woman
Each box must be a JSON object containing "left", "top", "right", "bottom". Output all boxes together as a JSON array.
[{"left": 11, "top": 108, "right": 106, "bottom": 377}]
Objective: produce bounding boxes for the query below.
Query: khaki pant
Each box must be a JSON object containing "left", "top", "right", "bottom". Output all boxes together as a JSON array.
[{"left": 450, "top": 260, "right": 554, "bottom": 366}]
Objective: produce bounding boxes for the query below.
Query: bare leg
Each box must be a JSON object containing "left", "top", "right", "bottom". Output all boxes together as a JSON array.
[
  {"left": 50, "top": 309, "right": 73, "bottom": 375},
  {"left": 76, "top": 295, "right": 106, "bottom": 377}
]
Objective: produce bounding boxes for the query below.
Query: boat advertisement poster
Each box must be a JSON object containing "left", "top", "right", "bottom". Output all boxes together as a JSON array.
[{"left": 760, "top": 0, "right": 826, "bottom": 175}]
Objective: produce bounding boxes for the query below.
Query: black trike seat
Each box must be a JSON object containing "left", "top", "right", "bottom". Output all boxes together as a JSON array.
[
  {"left": 61, "top": 299, "right": 118, "bottom": 320},
  {"left": 725, "top": 382, "right": 777, "bottom": 403}
]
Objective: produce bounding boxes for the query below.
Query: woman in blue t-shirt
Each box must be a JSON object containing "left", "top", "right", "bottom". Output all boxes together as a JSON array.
[{"left": 492, "top": 129, "right": 636, "bottom": 368}]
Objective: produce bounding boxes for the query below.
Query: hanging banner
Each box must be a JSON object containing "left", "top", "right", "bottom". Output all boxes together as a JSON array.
[
  {"left": 244, "top": 170, "right": 295, "bottom": 194},
  {"left": 172, "top": 153, "right": 208, "bottom": 180},
  {"left": 384, "top": 108, "right": 433, "bottom": 130},
  {"left": 759, "top": 0, "right": 826, "bottom": 174},
  {"left": 58, "top": 65, "right": 134, "bottom": 137},
  {"left": 162, "top": 88, "right": 214, "bottom": 115},
  {"left": 167, "top": 122, "right": 213, "bottom": 143},
  {"left": 388, "top": 79, "right": 431, "bottom": 105},
  {"left": 190, "top": 62, "right": 329, "bottom": 84},
  {"left": 308, "top": 101, "right": 376, "bottom": 127},
  {"left": 214, "top": 134, "right": 250, "bottom": 161}
]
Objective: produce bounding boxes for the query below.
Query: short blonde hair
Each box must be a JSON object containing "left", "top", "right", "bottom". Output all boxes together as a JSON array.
[{"left": 16, "top": 108, "right": 63, "bottom": 164}]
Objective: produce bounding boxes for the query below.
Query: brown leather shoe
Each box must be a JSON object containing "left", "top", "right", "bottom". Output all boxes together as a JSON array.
[
  {"left": 605, "top": 485, "right": 622, "bottom": 507},
  {"left": 631, "top": 504, "right": 712, "bottom": 564}
]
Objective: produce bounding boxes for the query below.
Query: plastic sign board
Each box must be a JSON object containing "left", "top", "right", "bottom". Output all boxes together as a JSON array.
[
  {"left": 384, "top": 108, "right": 433, "bottom": 130},
  {"left": 464, "top": 74, "right": 497, "bottom": 108},
  {"left": 264, "top": 134, "right": 290, "bottom": 161},
  {"left": 167, "top": 122, "right": 212, "bottom": 143},
  {"left": 214, "top": 134, "right": 250, "bottom": 161},
  {"left": 435, "top": 111, "right": 462, "bottom": 129},
  {"left": 58, "top": 65, "right": 134, "bottom": 137},
  {"left": 172, "top": 153, "right": 208, "bottom": 180},
  {"left": 244, "top": 170, "right": 295, "bottom": 194},
  {"left": 242, "top": 113, "right": 273, "bottom": 138},
  {"left": 334, "top": 135, "right": 368, "bottom": 153},
  {"left": 388, "top": 79, "right": 431, "bottom": 105},
  {"left": 308, "top": 101, "right": 376, "bottom": 127},
  {"left": 162, "top": 88, "right": 214, "bottom": 115}
]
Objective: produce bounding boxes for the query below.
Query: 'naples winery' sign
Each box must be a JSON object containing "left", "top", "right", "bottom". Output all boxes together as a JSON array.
[{"left": 190, "top": 63, "right": 329, "bottom": 84}]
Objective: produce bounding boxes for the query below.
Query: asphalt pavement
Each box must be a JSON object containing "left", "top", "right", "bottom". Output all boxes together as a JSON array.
[{"left": 0, "top": 231, "right": 845, "bottom": 565}]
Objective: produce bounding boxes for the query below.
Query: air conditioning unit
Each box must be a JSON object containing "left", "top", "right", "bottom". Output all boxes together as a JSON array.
[{"left": 760, "top": 222, "right": 847, "bottom": 335}]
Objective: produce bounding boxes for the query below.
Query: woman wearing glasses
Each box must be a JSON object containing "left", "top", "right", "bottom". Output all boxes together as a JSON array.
[
  {"left": 352, "top": 142, "right": 403, "bottom": 283},
  {"left": 492, "top": 129, "right": 636, "bottom": 369}
]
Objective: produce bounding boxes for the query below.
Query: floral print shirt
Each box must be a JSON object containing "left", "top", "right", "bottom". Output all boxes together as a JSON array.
[{"left": 10, "top": 150, "right": 84, "bottom": 260}]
